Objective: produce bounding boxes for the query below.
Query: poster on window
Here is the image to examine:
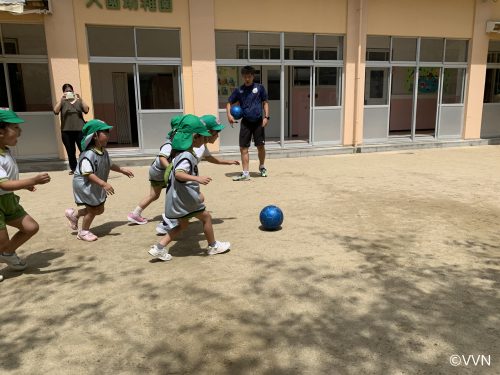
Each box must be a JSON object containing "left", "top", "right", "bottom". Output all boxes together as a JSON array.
[{"left": 217, "top": 67, "right": 237, "bottom": 98}]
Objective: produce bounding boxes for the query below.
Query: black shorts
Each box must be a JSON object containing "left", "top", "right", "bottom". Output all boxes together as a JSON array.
[{"left": 239, "top": 118, "right": 265, "bottom": 148}]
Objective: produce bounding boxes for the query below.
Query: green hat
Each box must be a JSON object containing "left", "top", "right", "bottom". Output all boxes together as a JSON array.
[
  {"left": 0, "top": 109, "right": 24, "bottom": 124},
  {"left": 81, "top": 119, "right": 113, "bottom": 150},
  {"left": 171, "top": 114, "right": 211, "bottom": 151},
  {"left": 167, "top": 115, "right": 183, "bottom": 139},
  {"left": 200, "top": 114, "right": 225, "bottom": 132}
]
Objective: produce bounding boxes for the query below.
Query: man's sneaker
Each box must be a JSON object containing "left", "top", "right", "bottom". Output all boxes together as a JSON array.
[
  {"left": 148, "top": 244, "right": 172, "bottom": 261},
  {"left": 0, "top": 252, "right": 27, "bottom": 271},
  {"left": 232, "top": 173, "right": 250, "bottom": 181},
  {"left": 207, "top": 241, "right": 231, "bottom": 255},
  {"left": 77, "top": 230, "right": 98, "bottom": 242},
  {"left": 127, "top": 212, "right": 148, "bottom": 225},
  {"left": 65, "top": 208, "right": 79, "bottom": 230},
  {"left": 259, "top": 167, "right": 268, "bottom": 177}
]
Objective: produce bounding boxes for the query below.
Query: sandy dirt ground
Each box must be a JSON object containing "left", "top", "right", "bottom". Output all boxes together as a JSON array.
[{"left": 1, "top": 145, "right": 499, "bottom": 375}]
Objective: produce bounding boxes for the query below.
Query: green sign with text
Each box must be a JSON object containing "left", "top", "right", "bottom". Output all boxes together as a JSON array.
[{"left": 86, "top": 0, "right": 172, "bottom": 12}]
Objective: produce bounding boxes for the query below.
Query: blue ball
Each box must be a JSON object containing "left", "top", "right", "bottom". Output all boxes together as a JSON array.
[
  {"left": 259, "top": 205, "right": 284, "bottom": 230},
  {"left": 230, "top": 105, "right": 243, "bottom": 120}
]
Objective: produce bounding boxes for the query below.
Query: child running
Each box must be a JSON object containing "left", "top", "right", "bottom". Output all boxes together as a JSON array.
[
  {"left": 0, "top": 109, "right": 51, "bottom": 278},
  {"left": 148, "top": 114, "right": 230, "bottom": 261},
  {"left": 127, "top": 115, "right": 182, "bottom": 225},
  {"left": 156, "top": 114, "right": 239, "bottom": 234},
  {"left": 65, "top": 119, "right": 134, "bottom": 241}
]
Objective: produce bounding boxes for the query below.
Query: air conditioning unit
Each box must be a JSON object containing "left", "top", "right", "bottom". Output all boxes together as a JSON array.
[
  {"left": 486, "top": 21, "right": 500, "bottom": 33},
  {"left": 0, "top": 0, "right": 51, "bottom": 15}
]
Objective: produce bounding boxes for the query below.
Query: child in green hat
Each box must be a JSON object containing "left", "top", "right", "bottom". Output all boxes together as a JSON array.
[
  {"left": 0, "top": 109, "right": 51, "bottom": 278},
  {"left": 127, "top": 115, "right": 182, "bottom": 225},
  {"left": 148, "top": 114, "right": 231, "bottom": 261},
  {"left": 65, "top": 119, "right": 134, "bottom": 241},
  {"left": 155, "top": 114, "right": 240, "bottom": 234}
]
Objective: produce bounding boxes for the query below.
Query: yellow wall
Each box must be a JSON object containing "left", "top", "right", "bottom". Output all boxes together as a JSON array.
[
  {"left": 367, "top": 0, "right": 474, "bottom": 37},
  {"left": 214, "top": 0, "right": 346, "bottom": 33}
]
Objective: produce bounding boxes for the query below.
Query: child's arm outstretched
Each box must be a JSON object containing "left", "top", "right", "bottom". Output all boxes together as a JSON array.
[
  {"left": 110, "top": 164, "right": 134, "bottom": 178},
  {"left": 0, "top": 173, "right": 50, "bottom": 192},
  {"left": 175, "top": 170, "right": 212, "bottom": 185},
  {"left": 204, "top": 155, "right": 240, "bottom": 166},
  {"left": 86, "top": 173, "right": 115, "bottom": 195}
]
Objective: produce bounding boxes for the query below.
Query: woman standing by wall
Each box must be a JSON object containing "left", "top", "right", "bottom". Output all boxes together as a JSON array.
[{"left": 53, "top": 83, "right": 90, "bottom": 174}]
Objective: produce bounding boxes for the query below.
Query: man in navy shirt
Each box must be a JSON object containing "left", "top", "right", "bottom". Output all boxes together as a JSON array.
[{"left": 226, "top": 65, "right": 270, "bottom": 181}]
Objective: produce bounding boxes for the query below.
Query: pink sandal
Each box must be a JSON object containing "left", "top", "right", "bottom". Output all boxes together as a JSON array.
[
  {"left": 77, "top": 230, "right": 98, "bottom": 242},
  {"left": 65, "top": 208, "right": 79, "bottom": 230}
]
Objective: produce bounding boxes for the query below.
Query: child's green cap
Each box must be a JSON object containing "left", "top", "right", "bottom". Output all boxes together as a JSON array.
[
  {"left": 81, "top": 119, "right": 113, "bottom": 150},
  {"left": 0, "top": 109, "right": 24, "bottom": 124},
  {"left": 171, "top": 114, "right": 211, "bottom": 151},
  {"left": 167, "top": 115, "right": 183, "bottom": 139},
  {"left": 200, "top": 114, "right": 225, "bottom": 131}
]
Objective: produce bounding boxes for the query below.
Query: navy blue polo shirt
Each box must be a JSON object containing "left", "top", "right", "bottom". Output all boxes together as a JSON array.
[{"left": 228, "top": 83, "right": 268, "bottom": 122}]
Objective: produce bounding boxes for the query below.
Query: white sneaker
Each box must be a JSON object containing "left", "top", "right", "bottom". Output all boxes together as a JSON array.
[
  {"left": 157, "top": 216, "right": 179, "bottom": 234},
  {"left": 206, "top": 241, "right": 231, "bottom": 255},
  {"left": 148, "top": 244, "right": 172, "bottom": 261},
  {"left": 0, "top": 252, "right": 27, "bottom": 271}
]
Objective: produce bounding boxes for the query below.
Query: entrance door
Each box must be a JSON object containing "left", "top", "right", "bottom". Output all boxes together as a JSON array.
[
  {"left": 289, "top": 66, "right": 311, "bottom": 142},
  {"left": 415, "top": 67, "right": 439, "bottom": 137},
  {"left": 259, "top": 66, "right": 284, "bottom": 142},
  {"left": 389, "top": 67, "right": 415, "bottom": 137},
  {"left": 90, "top": 63, "right": 138, "bottom": 147}
]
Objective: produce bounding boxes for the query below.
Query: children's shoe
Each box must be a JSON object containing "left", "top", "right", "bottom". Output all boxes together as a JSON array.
[
  {"left": 156, "top": 216, "right": 179, "bottom": 234},
  {"left": 232, "top": 173, "right": 250, "bottom": 181},
  {"left": 127, "top": 212, "right": 148, "bottom": 225},
  {"left": 259, "top": 167, "right": 268, "bottom": 177},
  {"left": 207, "top": 241, "right": 231, "bottom": 255},
  {"left": 77, "top": 230, "right": 98, "bottom": 242},
  {"left": 0, "top": 252, "right": 27, "bottom": 271},
  {"left": 65, "top": 208, "right": 79, "bottom": 230},
  {"left": 148, "top": 244, "right": 172, "bottom": 261}
]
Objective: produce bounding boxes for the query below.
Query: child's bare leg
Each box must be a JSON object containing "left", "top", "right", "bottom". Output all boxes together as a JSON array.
[
  {"left": 195, "top": 210, "right": 215, "bottom": 244},
  {"left": 138, "top": 185, "right": 162, "bottom": 210},
  {"left": 158, "top": 218, "right": 189, "bottom": 247},
  {"left": 81, "top": 204, "right": 104, "bottom": 231},
  {"left": 1, "top": 215, "right": 39, "bottom": 254},
  {"left": 76, "top": 207, "right": 87, "bottom": 219}
]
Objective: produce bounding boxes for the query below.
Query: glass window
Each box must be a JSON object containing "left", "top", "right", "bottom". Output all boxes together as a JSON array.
[
  {"left": 364, "top": 68, "right": 389, "bottom": 105},
  {"left": 217, "top": 66, "right": 240, "bottom": 108},
  {"left": 87, "top": 26, "right": 135, "bottom": 57},
  {"left": 1, "top": 24, "right": 47, "bottom": 55},
  {"left": 366, "top": 36, "right": 390, "bottom": 61},
  {"left": 392, "top": 37, "right": 417, "bottom": 61},
  {"left": 249, "top": 32, "right": 279, "bottom": 60},
  {"left": 7, "top": 63, "right": 52, "bottom": 112},
  {"left": 267, "top": 69, "right": 280, "bottom": 100},
  {"left": 285, "top": 33, "right": 313, "bottom": 60},
  {"left": 136, "top": 29, "right": 180, "bottom": 58},
  {"left": 316, "top": 35, "right": 342, "bottom": 60},
  {"left": 487, "top": 40, "right": 500, "bottom": 63},
  {"left": 138, "top": 65, "right": 181, "bottom": 109},
  {"left": 420, "top": 38, "right": 444, "bottom": 62},
  {"left": 443, "top": 68, "right": 465, "bottom": 104},
  {"left": 484, "top": 68, "right": 500, "bottom": 103},
  {"left": 215, "top": 31, "right": 247, "bottom": 59},
  {"left": 0, "top": 67, "right": 8, "bottom": 108},
  {"left": 315, "top": 67, "right": 340, "bottom": 106},
  {"left": 445, "top": 39, "right": 468, "bottom": 62}
]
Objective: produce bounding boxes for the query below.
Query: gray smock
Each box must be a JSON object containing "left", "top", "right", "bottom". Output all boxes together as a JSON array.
[
  {"left": 73, "top": 148, "right": 111, "bottom": 207},
  {"left": 165, "top": 151, "right": 205, "bottom": 219},
  {"left": 149, "top": 141, "right": 172, "bottom": 182}
]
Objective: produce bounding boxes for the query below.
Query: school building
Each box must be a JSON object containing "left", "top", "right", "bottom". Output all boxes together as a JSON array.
[{"left": 1, "top": 0, "right": 500, "bottom": 162}]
